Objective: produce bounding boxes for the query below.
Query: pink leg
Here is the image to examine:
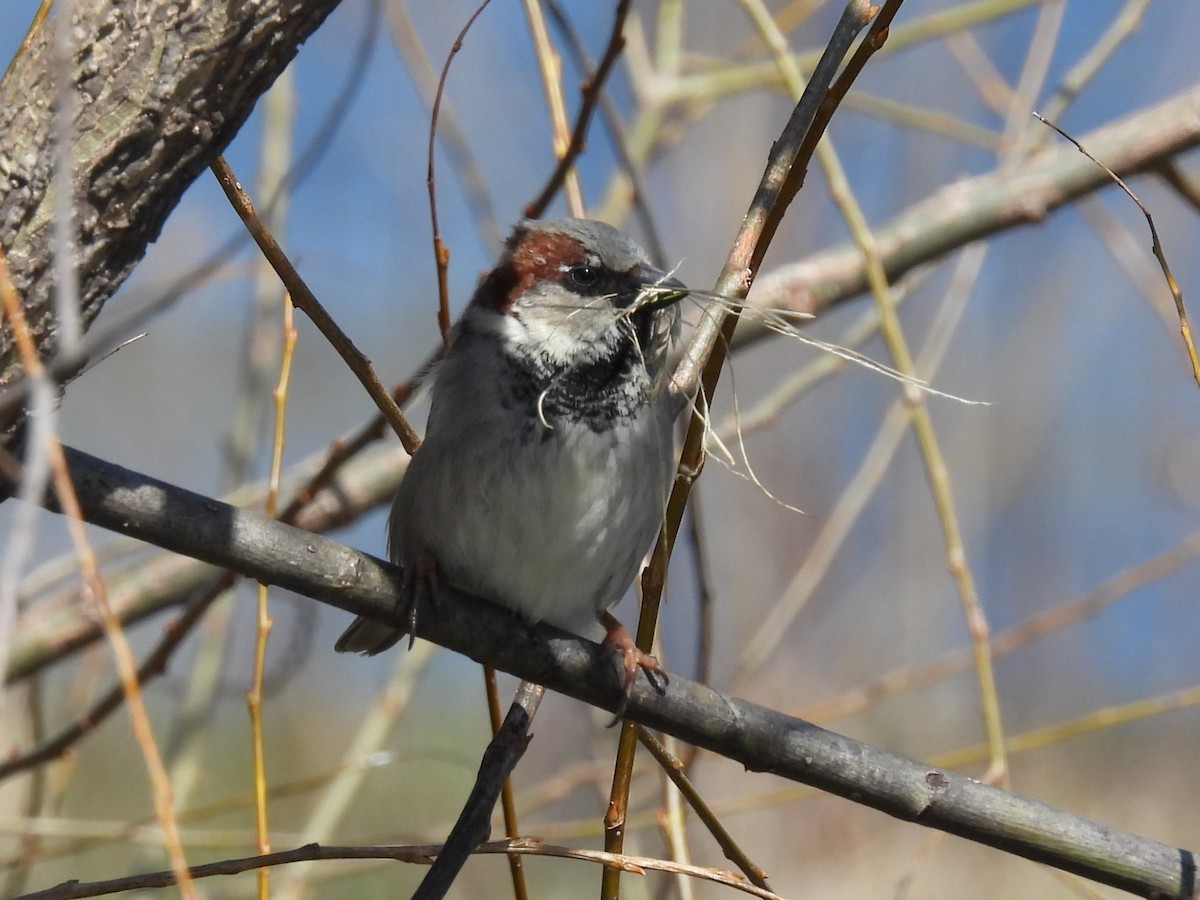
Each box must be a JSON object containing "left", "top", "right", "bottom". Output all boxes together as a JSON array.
[{"left": 598, "top": 610, "right": 668, "bottom": 721}]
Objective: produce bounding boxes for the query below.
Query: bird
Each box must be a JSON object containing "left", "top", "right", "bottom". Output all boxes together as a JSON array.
[{"left": 335, "top": 217, "right": 689, "bottom": 698}]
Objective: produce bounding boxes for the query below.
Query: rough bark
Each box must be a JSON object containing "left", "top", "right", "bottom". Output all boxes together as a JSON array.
[{"left": 0, "top": 0, "right": 344, "bottom": 439}]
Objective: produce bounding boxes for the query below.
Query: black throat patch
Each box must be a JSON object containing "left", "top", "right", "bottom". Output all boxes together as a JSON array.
[{"left": 498, "top": 331, "right": 652, "bottom": 438}]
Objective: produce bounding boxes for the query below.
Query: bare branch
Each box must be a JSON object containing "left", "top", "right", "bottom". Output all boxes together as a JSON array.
[{"left": 11, "top": 445, "right": 1194, "bottom": 900}]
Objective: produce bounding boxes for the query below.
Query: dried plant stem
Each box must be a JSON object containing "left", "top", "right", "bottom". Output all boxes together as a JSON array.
[
  {"left": 522, "top": 0, "right": 585, "bottom": 216},
  {"left": 0, "top": 252, "right": 195, "bottom": 897},
  {"left": 524, "top": 0, "right": 631, "bottom": 219},
  {"left": 932, "top": 682, "right": 1200, "bottom": 772},
  {"left": 9, "top": 839, "right": 788, "bottom": 900},
  {"left": 822, "top": 141, "right": 1010, "bottom": 785}
]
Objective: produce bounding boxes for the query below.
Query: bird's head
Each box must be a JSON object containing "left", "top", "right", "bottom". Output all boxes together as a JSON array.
[{"left": 465, "top": 218, "right": 688, "bottom": 382}]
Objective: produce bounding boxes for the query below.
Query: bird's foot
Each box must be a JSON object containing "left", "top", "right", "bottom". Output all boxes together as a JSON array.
[
  {"left": 400, "top": 548, "right": 442, "bottom": 649},
  {"left": 598, "top": 610, "right": 668, "bottom": 724}
]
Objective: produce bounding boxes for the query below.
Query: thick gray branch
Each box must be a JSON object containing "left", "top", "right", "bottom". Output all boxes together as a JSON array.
[
  {"left": 33, "top": 446, "right": 1198, "bottom": 900},
  {"left": 0, "top": 0, "right": 344, "bottom": 437},
  {"left": 6, "top": 442, "right": 407, "bottom": 683}
]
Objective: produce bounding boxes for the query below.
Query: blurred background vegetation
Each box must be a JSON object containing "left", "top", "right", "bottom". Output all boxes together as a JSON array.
[{"left": 2, "top": 1, "right": 1199, "bottom": 897}]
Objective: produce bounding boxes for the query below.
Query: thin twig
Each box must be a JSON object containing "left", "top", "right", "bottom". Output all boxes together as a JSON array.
[
  {"left": 426, "top": 0, "right": 495, "bottom": 343},
  {"left": 387, "top": 0, "right": 503, "bottom": 256},
  {"left": 247, "top": 286, "right": 296, "bottom": 898},
  {"left": 933, "top": 682, "right": 1200, "bottom": 772},
  {"left": 525, "top": 0, "right": 632, "bottom": 219},
  {"left": 734, "top": 246, "right": 987, "bottom": 685},
  {"left": 757, "top": 0, "right": 1011, "bottom": 783},
  {"left": 636, "top": 727, "right": 772, "bottom": 890},
  {"left": 209, "top": 155, "right": 422, "bottom": 453},
  {"left": 1034, "top": 111, "right": 1200, "bottom": 390},
  {"left": 522, "top": 0, "right": 585, "bottom": 216},
  {"left": 10, "top": 838, "right": 788, "bottom": 900},
  {"left": 543, "top": 0, "right": 666, "bottom": 264},
  {"left": 0, "top": 253, "right": 196, "bottom": 896}
]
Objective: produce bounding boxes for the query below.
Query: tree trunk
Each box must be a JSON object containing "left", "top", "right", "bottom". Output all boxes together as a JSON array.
[{"left": 0, "top": 0, "right": 344, "bottom": 441}]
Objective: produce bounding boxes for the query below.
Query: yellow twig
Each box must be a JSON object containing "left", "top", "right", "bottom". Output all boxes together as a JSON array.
[
  {"left": 522, "top": 0, "right": 586, "bottom": 216},
  {"left": 741, "top": 0, "right": 1010, "bottom": 786},
  {"left": 0, "top": 250, "right": 196, "bottom": 897},
  {"left": 245, "top": 287, "right": 296, "bottom": 898},
  {"left": 804, "top": 527, "right": 1200, "bottom": 724},
  {"left": 932, "top": 683, "right": 1200, "bottom": 771},
  {"left": 734, "top": 247, "right": 988, "bottom": 684},
  {"left": 600, "top": 4, "right": 894, "bottom": 897}
]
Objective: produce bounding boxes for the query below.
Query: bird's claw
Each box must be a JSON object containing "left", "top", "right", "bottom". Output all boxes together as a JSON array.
[
  {"left": 599, "top": 612, "right": 669, "bottom": 725},
  {"left": 402, "top": 549, "right": 442, "bottom": 649}
]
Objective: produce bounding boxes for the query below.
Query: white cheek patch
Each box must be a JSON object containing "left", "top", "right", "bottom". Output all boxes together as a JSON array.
[{"left": 511, "top": 291, "right": 628, "bottom": 366}]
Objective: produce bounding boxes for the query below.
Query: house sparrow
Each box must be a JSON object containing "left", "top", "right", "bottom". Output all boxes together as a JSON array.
[{"left": 335, "top": 218, "right": 689, "bottom": 697}]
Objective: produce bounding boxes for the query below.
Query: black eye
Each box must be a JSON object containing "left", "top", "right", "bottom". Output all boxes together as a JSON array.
[{"left": 567, "top": 265, "right": 601, "bottom": 289}]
